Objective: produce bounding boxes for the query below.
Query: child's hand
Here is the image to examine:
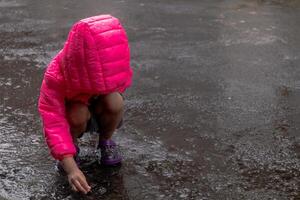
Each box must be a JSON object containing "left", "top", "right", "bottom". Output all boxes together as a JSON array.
[
  {"left": 67, "top": 168, "right": 91, "bottom": 194},
  {"left": 61, "top": 156, "right": 91, "bottom": 194}
]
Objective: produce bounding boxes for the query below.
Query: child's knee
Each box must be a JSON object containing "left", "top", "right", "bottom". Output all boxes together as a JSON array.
[
  {"left": 67, "top": 102, "right": 91, "bottom": 128},
  {"left": 102, "top": 92, "right": 124, "bottom": 114}
]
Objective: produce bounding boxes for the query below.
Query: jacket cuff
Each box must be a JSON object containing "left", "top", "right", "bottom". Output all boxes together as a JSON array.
[{"left": 50, "top": 143, "right": 76, "bottom": 160}]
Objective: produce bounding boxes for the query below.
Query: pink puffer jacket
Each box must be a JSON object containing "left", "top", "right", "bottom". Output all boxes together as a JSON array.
[{"left": 38, "top": 15, "right": 133, "bottom": 160}]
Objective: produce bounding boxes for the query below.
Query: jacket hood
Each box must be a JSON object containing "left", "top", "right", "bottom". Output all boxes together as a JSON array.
[{"left": 60, "top": 15, "right": 131, "bottom": 97}]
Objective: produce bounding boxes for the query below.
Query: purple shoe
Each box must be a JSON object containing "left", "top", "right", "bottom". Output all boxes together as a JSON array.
[{"left": 98, "top": 140, "right": 122, "bottom": 166}]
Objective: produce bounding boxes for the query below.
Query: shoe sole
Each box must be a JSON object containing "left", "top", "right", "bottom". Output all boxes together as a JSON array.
[{"left": 100, "top": 158, "right": 122, "bottom": 166}]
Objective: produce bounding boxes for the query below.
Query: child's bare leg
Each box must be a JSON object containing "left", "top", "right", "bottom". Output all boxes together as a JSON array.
[
  {"left": 66, "top": 102, "right": 91, "bottom": 142},
  {"left": 94, "top": 92, "right": 124, "bottom": 141}
]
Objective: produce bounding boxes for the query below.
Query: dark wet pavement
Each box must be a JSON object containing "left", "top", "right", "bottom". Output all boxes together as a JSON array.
[{"left": 1, "top": 0, "right": 300, "bottom": 199}]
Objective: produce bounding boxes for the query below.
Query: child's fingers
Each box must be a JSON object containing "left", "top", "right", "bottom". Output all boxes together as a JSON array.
[
  {"left": 71, "top": 184, "right": 78, "bottom": 192},
  {"left": 78, "top": 177, "right": 91, "bottom": 192},
  {"left": 73, "top": 179, "right": 88, "bottom": 194}
]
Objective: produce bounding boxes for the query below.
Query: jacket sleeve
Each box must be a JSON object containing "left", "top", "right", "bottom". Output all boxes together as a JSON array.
[{"left": 38, "top": 59, "right": 76, "bottom": 160}]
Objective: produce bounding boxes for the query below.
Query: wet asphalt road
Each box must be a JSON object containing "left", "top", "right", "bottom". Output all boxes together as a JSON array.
[{"left": 1, "top": 0, "right": 300, "bottom": 199}]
